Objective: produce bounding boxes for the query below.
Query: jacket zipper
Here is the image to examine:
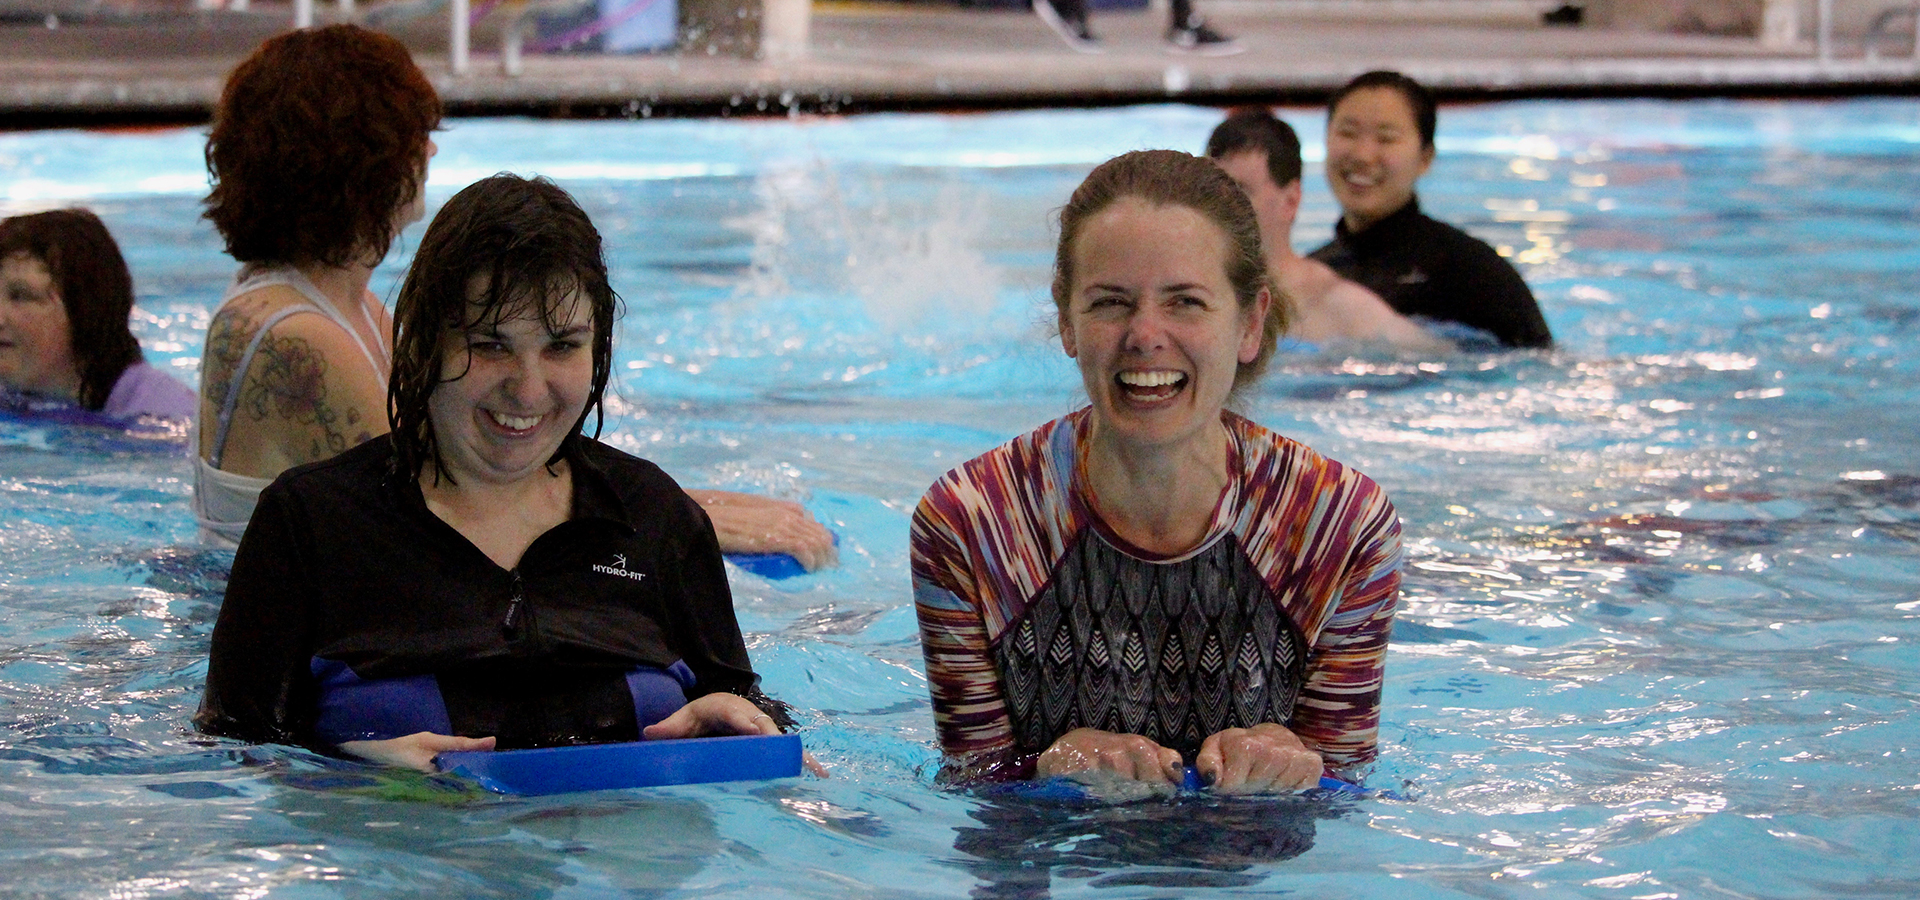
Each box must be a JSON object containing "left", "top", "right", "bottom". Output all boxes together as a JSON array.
[{"left": 502, "top": 571, "right": 526, "bottom": 636}]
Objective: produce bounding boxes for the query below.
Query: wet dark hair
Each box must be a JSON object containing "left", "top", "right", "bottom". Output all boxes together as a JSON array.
[
  {"left": 1205, "top": 108, "right": 1304, "bottom": 187},
  {"left": 1328, "top": 70, "right": 1437, "bottom": 150},
  {"left": 1052, "top": 149, "right": 1282, "bottom": 389},
  {"left": 389, "top": 175, "right": 619, "bottom": 484},
  {"left": 0, "top": 209, "right": 143, "bottom": 410},
  {"left": 204, "top": 24, "right": 440, "bottom": 268}
]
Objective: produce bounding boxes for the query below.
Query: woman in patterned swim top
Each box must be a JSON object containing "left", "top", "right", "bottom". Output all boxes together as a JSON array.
[{"left": 912, "top": 149, "right": 1403, "bottom": 792}]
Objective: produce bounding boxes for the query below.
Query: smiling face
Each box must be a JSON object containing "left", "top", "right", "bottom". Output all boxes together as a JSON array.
[
  {"left": 426, "top": 278, "right": 596, "bottom": 487},
  {"left": 0, "top": 251, "right": 80, "bottom": 401},
  {"left": 1059, "top": 197, "right": 1268, "bottom": 452},
  {"left": 1325, "top": 86, "right": 1435, "bottom": 233}
]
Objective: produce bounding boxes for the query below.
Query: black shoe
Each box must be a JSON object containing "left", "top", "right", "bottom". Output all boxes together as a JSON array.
[
  {"left": 1166, "top": 19, "right": 1243, "bottom": 56},
  {"left": 1033, "top": 0, "right": 1102, "bottom": 53},
  {"left": 1542, "top": 3, "right": 1584, "bottom": 25}
]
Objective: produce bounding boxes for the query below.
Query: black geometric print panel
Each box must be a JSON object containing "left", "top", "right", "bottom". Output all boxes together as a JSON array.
[{"left": 993, "top": 530, "right": 1308, "bottom": 758}]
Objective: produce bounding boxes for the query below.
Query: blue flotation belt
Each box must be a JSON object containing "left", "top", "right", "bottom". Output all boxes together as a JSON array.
[{"left": 310, "top": 657, "right": 698, "bottom": 745}]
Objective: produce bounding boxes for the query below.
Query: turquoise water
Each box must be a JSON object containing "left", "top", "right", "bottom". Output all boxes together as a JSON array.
[{"left": 0, "top": 97, "right": 1917, "bottom": 898}]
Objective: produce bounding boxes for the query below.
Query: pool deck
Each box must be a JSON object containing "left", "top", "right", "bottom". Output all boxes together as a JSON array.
[{"left": 2, "top": 0, "right": 1917, "bottom": 123}]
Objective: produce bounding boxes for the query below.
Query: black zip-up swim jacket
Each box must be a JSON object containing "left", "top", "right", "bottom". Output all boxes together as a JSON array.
[
  {"left": 1310, "top": 196, "right": 1554, "bottom": 350},
  {"left": 195, "top": 434, "right": 783, "bottom": 752}
]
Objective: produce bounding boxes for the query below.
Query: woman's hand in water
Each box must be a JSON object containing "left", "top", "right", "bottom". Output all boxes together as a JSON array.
[
  {"left": 644, "top": 692, "right": 781, "bottom": 740},
  {"left": 1036, "top": 727, "right": 1183, "bottom": 784},
  {"left": 644, "top": 693, "right": 829, "bottom": 778},
  {"left": 1195, "top": 723, "right": 1322, "bottom": 793},
  {"left": 340, "top": 732, "right": 496, "bottom": 773},
  {"left": 689, "top": 490, "right": 837, "bottom": 572}
]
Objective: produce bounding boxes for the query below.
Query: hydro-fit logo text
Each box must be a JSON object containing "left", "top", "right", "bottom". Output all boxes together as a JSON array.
[{"left": 592, "top": 554, "right": 647, "bottom": 582}]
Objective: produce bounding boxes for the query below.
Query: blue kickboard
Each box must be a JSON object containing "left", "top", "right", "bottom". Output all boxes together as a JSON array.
[
  {"left": 436, "top": 733, "right": 803, "bottom": 796},
  {"left": 724, "top": 531, "right": 838, "bottom": 579},
  {"left": 724, "top": 551, "right": 810, "bottom": 580}
]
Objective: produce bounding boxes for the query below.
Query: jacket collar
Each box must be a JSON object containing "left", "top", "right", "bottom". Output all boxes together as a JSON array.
[
  {"left": 560, "top": 437, "right": 636, "bottom": 535},
  {"left": 384, "top": 434, "right": 635, "bottom": 537},
  {"left": 1333, "top": 195, "right": 1424, "bottom": 250}
]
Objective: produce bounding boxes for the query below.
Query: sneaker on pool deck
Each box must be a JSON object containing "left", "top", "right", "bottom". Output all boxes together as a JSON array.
[
  {"left": 1033, "top": 0, "right": 1102, "bottom": 53},
  {"left": 1165, "top": 19, "right": 1242, "bottom": 56}
]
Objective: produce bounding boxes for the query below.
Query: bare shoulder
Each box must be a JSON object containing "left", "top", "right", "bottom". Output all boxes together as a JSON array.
[
  {"left": 203, "top": 286, "right": 389, "bottom": 473},
  {"left": 362, "top": 288, "right": 395, "bottom": 331},
  {"left": 204, "top": 283, "right": 309, "bottom": 343},
  {"left": 1276, "top": 256, "right": 1343, "bottom": 312},
  {"left": 1321, "top": 278, "right": 1395, "bottom": 317},
  {"left": 1322, "top": 281, "right": 1456, "bottom": 352},
  {"left": 1276, "top": 257, "right": 1392, "bottom": 342},
  {"left": 201, "top": 283, "right": 325, "bottom": 402},
  {"left": 1274, "top": 259, "right": 1452, "bottom": 352}
]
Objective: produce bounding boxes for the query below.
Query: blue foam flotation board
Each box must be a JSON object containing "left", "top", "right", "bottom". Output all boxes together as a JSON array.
[
  {"left": 724, "top": 531, "right": 838, "bottom": 579},
  {"left": 436, "top": 733, "right": 803, "bottom": 795},
  {"left": 724, "top": 551, "right": 810, "bottom": 580}
]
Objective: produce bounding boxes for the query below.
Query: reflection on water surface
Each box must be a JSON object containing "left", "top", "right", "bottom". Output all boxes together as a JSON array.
[{"left": 0, "top": 98, "right": 1917, "bottom": 899}]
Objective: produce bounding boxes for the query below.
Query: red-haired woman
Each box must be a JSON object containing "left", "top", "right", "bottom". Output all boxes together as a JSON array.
[
  {"left": 193, "top": 24, "right": 439, "bottom": 546},
  {"left": 191, "top": 26, "right": 834, "bottom": 568}
]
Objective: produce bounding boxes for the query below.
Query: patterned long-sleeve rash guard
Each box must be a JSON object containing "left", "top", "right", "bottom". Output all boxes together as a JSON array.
[{"left": 912, "top": 408, "right": 1402, "bottom": 783}]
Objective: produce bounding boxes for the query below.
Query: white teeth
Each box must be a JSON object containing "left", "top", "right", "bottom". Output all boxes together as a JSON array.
[
  {"left": 1118, "top": 371, "right": 1185, "bottom": 388},
  {"left": 490, "top": 411, "right": 542, "bottom": 431}
]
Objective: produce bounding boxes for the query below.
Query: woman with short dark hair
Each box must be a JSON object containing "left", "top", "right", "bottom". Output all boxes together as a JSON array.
[
  {"left": 0, "top": 208, "right": 195, "bottom": 422},
  {"left": 198, "top": 175, "right": 798, "bottom": 772},
  {"left": 1311, "top": 70, "right": 1553, "bottom": 349}
]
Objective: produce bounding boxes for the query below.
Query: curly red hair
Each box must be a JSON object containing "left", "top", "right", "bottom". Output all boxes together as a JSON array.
[{"left": 204, "top": 25, "right": 440, "bottom": 268}]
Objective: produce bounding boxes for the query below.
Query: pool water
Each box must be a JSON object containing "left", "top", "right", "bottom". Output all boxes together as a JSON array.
[{"left": 1, "top": 97, "right": 1917, "bottom": 899}]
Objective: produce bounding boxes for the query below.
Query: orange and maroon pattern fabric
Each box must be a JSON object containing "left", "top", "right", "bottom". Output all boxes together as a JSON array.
[{"left": 912, "top": 408, "right": 1402, "bottom": 781}]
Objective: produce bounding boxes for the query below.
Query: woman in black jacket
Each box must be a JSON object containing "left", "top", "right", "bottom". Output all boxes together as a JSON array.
[
  {"left": 197, "top": 175, "right": 792, "bottom": 771},
  {"left": 1310, "top": 71, "right": 1554, "bottom": 350}
]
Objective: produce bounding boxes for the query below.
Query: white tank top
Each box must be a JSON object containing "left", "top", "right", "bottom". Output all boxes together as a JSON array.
[{"left": 192, "top": 264, "right": 390, "bottom": 546}]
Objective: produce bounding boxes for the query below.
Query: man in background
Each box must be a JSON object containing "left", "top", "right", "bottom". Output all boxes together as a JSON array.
[{"left": 1207, "top": 108, "right": 1453, "bottom": 353}]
